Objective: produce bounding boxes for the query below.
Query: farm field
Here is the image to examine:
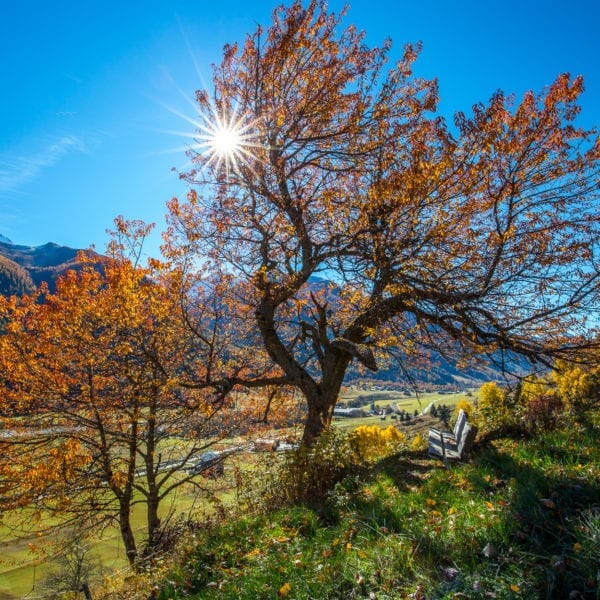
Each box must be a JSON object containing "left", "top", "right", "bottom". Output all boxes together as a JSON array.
[
  {"left": 339, "top": 387, "right": 476, "bottom": 409},
  {"left": 334, "top": 388, "right": 477, "bottom": 432},
  {"left": 0, "top": 449, "right": 251, "bottom": 599},
  {"left": 0, "top": 484, "right": 205, "bottom": 599}
]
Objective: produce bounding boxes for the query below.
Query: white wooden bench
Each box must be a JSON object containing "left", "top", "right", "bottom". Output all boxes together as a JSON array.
[{"left": 428, "top": 409, "right": 477, "bottom": 465}]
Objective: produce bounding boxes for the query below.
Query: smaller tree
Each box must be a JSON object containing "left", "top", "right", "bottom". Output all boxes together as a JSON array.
[
  {"left": 0, "top": 221, "right": 261, "bottom": 567},
  {"left": 40, "top": 532, "right": 99, "bottom": 600},
  {"left": 436, "top": 404, "right": 451, "bottom": 426}
]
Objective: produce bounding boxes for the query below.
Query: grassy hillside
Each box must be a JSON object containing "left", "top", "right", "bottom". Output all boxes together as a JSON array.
[
  {"left": 138, "top": 411, "right": 600, "bottom": 600},
  {"left": 3, "top": 402, "right": 597, "bottom": 598}
]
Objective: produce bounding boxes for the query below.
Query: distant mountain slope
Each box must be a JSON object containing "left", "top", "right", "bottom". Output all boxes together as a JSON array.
[
  {"left": 0, "top": 241, "right": 97, "bottom": 294},
  {"left": 347, "top": 352, "right": 525, "bottom": 387},
  {"left": 0, "top": 254, "right": 35, "bottom": 296}
]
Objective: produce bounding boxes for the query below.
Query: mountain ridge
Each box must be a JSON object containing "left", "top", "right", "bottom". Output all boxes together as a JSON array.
[{"left": 0, "top": 240, "right": 97, "bottom": 293}]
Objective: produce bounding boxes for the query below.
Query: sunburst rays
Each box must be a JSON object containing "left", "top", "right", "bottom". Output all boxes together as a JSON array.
[
  {"left": 194, "top": 106, "right": 261, "bottom": 177},
  {"left": 154, "top": 92, "right": 263, "bottom": 180}
]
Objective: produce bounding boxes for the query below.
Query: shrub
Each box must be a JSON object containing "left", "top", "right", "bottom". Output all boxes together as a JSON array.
[
  {"left": 477, "top": 382, "right": 511, "bottom": 433},
  {"left": 519, "top": 375, "right": 555, "bottom": 405},
  {"left": 349, "top": 425, "right": 407, "bottom": 461},
  {"left": 453, "top": 398, "right": 475, "bottom": 420},
  {"left": 40, "top": 536, "right": 99, "bottom": 600},
  {"left": 436, "top": 404, "right": 451, "bottom": 425},
  {"left": 552, "top": 360, "right": 592, "bottom": 410},
  {"left": 522, "top": 394, "right": 564, "bottom": 433},
  {"left": 410, "top": 432, "right": 427, "bottom": 452},
  {"left": 240, "top": 429, "right": 361, "bottom": 514}
]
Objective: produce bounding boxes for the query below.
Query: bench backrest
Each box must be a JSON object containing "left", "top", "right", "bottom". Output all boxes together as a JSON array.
[
  {"left": 456, "top": 422, "right": 477, "bottom": 458},
  {"left": 453, "top": 409, "right": 468, "bottom": 439}
]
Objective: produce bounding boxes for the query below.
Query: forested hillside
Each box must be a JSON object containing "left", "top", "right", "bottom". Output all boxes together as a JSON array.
[
  {"left": 0, "top": 241, "right": 96, "bottom": 294},
  {"left": 0, "top": 255, "right": 35, "bottom": 296}
]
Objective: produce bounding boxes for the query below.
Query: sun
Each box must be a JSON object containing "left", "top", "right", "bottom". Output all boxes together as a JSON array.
[
  {"left": 208, "top": 123, "right": 243, "bottom": 159},
  {"left": 155, "top": 92, "right": 262, "bottom": 178},
  {"left": 195, "top": 107, "right": 259, "bottom": 175}
]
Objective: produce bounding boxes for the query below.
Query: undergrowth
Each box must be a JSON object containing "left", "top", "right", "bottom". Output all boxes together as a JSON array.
[{"left": 142, "top": 413, "right": 599, "bottom": 599}]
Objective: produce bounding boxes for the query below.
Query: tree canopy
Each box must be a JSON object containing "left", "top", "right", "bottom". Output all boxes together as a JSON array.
[{"left": 165, "top": 0, "right": 600, "bottom": 445}]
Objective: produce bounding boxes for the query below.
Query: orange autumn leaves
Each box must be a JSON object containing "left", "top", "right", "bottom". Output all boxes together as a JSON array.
[{"left": 0, "top": 218, "right": 298, "bottom": 565}]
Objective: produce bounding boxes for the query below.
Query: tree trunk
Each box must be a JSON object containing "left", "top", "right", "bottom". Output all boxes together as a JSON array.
[
  {"left": 301, "top": 364, "right": 347, "bottom": 447},
  {"left": 144, "top": 405, "right": 162, "bottom": 557},
  {"left": 145, "top": 492, "right": 162, "bottom": 557},
  {"left": 302, "top": 400, "right": 336, "bottom": 447},
  {"left": 256, "top": 297, "right": 353, "bottom": 447},
  {"left": 119, "top": 502, "right": 138, "bottom": 567}
]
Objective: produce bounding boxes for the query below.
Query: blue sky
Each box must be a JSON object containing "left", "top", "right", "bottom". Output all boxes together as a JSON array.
[{"left": 1, "top": 0, "right": 599, "bottom": 256}]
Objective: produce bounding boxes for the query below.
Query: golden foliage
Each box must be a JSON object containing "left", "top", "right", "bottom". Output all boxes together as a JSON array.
[
  {"left": 0, "top": 220, "right": 233, "bottom": 565},
  {"left": 349, "top": 425, "right": 407, "bottom": 461},
  {"left": 478, "top": 382, "right": 511, "bottom": 432},
  {"left": 453, "top": 399, "right": 475, "bottom": 420},
  {"left": 552, "top": 360, "right": 591, "bottom": 409},
  {"left": 520, "top": 375, "right": 556, "bottom": 405},
  {"left": 410, "top": 432, "right": 427, "bottom": 452}
]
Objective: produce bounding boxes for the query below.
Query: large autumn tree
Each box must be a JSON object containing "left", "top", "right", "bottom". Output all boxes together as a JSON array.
[
  {"left": 0, "top": 220, "right": 264, "bottom": 567},
  {"left": 165, "top": 0, "right": 600, "bottom": 445}
]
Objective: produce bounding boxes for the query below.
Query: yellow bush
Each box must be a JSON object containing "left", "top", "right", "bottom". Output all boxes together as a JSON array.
[
  {"left": 410, "top": 432, "right": 427, "bottom": 452},
  {"left": 350, "top": 425, "right": 407, "bottom": 461},
  {"left": 453, "top": 399, "right": 475, "bottom": 420},
  {"left": 520, "top": 375, "right": 555, "bottom": 405},
  {"left": 552, "top": 360, "right": 591, "bottom": 409},
  {"left": 478, "top": 381, "right": 510, "bottom": 432}
]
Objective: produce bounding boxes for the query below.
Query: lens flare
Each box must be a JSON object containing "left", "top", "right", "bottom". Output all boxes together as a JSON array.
[
  {"left": 154, "top": 89, "right": 262, "bottom": 178},
  {"left": 194, "top": 107, "right": 260, "bottom": 176},
  {"left": 208, "top": 123, "right": 243, "bottom": 159}
]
